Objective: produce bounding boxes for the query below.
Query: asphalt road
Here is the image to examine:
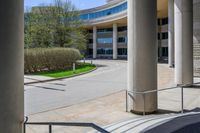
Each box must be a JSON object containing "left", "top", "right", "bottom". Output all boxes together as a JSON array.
[{"left": 25, "top": 60, "right": 127, "bottom": 115}]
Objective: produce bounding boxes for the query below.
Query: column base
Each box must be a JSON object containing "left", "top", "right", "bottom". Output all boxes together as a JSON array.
[
  {"left": 177, "top": 84, "right": 193, "bottom": 87},
  {"left": 130, "top": 110, "right": 157, "bottom": 115},
  {"left": 169, "top": 64, "right": 175, "bottom": 68}
]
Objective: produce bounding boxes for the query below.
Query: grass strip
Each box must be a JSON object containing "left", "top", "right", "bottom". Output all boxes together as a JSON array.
[{"left": 35, "top": 63, "right": 96, "bottom": 78}]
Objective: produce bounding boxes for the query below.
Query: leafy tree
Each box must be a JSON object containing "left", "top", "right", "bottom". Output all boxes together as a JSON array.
[{"left": 25, "top": 0, "right": 87, "bottom": 51}]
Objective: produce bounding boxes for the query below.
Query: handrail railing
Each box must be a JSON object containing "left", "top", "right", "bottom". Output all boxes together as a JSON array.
[
  {"left": 24, "top": 117, "right": 109, "bottom": 133},
  {"left": 126, "top": 82, "right": 200, "bottom": 116}
]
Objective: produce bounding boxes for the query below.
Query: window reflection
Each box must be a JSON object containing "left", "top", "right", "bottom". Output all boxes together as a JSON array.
[
  {"left": 97, "top": 48, "right": 113, "bottom": 55},
  {"left": 97, "top": 28, "right": 113, "bottom": 33},
  {"left": 97, "top": 38, "right": 113, "bottom": 44},
  {"left": 80, "top": 2, "right": 127, "bottom": 20},
  {"left": 118, "top": 48, "right": 127, "bottom": 55},
  {"left": 118, "top": 37, "right": 127, "bottom": 43}
]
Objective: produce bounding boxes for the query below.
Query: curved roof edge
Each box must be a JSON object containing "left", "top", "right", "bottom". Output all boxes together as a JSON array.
[
  {"left": 83, "top": 11, "right": 127, "bottom": 28},
  {"left": 80, "top": 0, "right": 126, "bottom": 14},
  {"left": 106, "top": 0, "right": 115, "bottom": 3}
]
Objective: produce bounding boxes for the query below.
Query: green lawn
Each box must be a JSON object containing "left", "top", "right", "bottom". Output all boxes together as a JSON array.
[{"left": 36, "top": 63, "right": 96, "bottom": 78}]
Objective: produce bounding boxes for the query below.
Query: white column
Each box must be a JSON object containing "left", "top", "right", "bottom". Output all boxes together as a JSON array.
[
  {"left": 113, "top": 23, "right": 118, "bottom": 59},
  {"left": 175, "top": 0, "right": 193, "bottom": 85},
  {"left": 168, "top": 0, "right": 175, "bottom": 67},
  {"left": 0, "top": 0, "right": 24, "bottom": 132},
  {"left": 159, "top": 32, "right": 163, "bottom": 59},
  {"left": 159, "top": 46, "right": 163, "bottom": 58},
  {"left": 128, "top": 0, "right": 157, "bottom": 113},
  {"left": 93, "top": 26, "right": 97, "bottom": 59}
]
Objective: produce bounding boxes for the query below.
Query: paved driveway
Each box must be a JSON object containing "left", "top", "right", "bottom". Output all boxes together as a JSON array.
[{"left": 25, "top": 60, "right": 127, "bottom": 115}]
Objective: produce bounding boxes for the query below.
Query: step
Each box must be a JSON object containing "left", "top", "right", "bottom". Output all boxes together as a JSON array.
[{"left": 88, "top": 112, "right": 200, "bottom": 133}]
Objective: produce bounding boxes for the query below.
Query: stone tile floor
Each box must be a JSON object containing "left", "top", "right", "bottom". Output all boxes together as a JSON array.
[{"left": 26, "top": 64, "right": 200, "bottom": 133}]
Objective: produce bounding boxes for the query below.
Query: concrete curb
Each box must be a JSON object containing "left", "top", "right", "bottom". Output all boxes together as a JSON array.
[{"left": 24, "top": 65, "right": 97, "bottom": 85}]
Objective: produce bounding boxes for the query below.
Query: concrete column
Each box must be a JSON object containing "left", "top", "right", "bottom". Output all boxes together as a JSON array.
[
  {"left": 159, "top": 32, "right": 163, "bottom": 59},
  {"left": 158, "top": 19, "right": 162, "bottom": 60},
  {"left": 159, "top": 46, "right": 163, "bottom": 58},
  {"left": 174, "top": 0, "right": 193, "bottom": 85},
  {"left": 93, "top": 26, "right": 97, "bottom": 59},
  {"left": 113, "top": 23, "right": 118, "bottom": 59},
  {"left": 168, "top": 0, "right": 175, "bottom": 67},
  {"left": 0, "top": 0, "right": 24, "bottom": 133},
  {"left": 128, "top": 0, "right": 157, "bottom": 113}
]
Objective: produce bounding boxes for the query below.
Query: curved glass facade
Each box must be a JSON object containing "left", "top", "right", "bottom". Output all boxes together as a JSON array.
[{"left": 80, "top": 2, "right": 127, "bottom": 20}]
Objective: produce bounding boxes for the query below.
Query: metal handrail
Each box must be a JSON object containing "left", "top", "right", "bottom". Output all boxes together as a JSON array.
[
  {"left": 126, "top": 82, "right": 200, "bottom": 115},
  {"left": 24, "top": 117, "right": 109, "bottom": 133},
  {"left": 127, "top": 86, "right": 178, "bottom": 94}
]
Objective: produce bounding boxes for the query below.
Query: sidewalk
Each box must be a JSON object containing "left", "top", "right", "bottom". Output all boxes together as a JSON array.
[
  {"left": 25, "top": 64, "right": 200, "bottom": 133},
  {"left": 26, "top": 91, "right": 134, "bottom": 133},
  {"left": 26, "top": 86, "right": 200, "bottom": 133},
  {"left": 24, "top": 75, "right": 54, "bottom": 84}
]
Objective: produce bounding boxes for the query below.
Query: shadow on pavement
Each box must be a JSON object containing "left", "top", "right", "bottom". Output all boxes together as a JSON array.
[{"left": 142, "top": 108, "right": 200, "bottom": 133}]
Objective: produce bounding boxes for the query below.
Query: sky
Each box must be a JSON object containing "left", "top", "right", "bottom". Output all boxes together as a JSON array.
[{"left": 24, "top": 0, "right": 106, "bottom": 10}]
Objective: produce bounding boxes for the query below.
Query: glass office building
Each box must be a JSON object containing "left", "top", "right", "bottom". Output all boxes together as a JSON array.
[{"left": 80, "top": 0, "right": 169, "bottom": 59}]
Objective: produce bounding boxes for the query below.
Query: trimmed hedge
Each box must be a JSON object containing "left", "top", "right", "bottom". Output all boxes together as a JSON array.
[{"left": 25, "top": 48, "right": 81, "bottom": 73}]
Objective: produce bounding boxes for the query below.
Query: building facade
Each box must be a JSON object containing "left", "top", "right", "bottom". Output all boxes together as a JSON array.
[
  {"left": 80, "top": 0, "right": 169, "bottom": 59},
  {"left": 1, "top": 0, "right": 200, "bottom": 132},
  {"left": 80, "top": 0, "right": 200, "bottom": 60}
]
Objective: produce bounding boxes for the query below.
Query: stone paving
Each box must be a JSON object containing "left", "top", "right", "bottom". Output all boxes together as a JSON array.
[
  {"left": 194, "top": 60, "right": 200, "bottom": 77},
  {"left": 194, "top": 43, "right": 200, "bottom": 77},
  {"left": 25, "top": 60, "right": 127, "bottom": 115},
  {"left": 26, "top": 62, "right": 200, "bottom": 133},
  {"left": 24, "top": 75, "right": 54, "bottom": 84}
]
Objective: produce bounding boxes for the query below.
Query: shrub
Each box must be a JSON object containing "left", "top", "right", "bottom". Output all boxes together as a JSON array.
[{"left": 24, "top": 48, "right": 81, "bottom": 73}]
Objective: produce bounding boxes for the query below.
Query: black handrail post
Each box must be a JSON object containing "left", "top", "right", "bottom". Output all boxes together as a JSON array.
[
  {"left": 143, "top": 93, "right": 146, "bottom": 116},
  {"left": 23, "top": 123, "right": 26, "bottom": 133},
  {"left": 24, "top": 116, "right": 28, "bottom": 133},
  {"left": 181, "top": 86, "right": 184, "bottom": 113},
  {"left": 49, "top": 124, "right": 52, "bottom": 133},
  {"left": 126, "top": 90, "right": 128, "bottom": 112}
]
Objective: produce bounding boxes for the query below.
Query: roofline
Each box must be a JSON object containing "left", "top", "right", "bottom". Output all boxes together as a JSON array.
[{"left": 80, "top": 0, "right": 126, "bottom": 14}]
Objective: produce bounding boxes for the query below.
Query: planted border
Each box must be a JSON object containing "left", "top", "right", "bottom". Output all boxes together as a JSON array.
[{"left": 25, "top": 48, "right": 81, "bottom": 73}]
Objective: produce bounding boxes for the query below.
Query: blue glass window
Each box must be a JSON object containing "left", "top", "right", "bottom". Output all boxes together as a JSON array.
[
  {"left": 80, "top": 2, "right": 127, "bottom": 20},
  {"left": 118, "top": 26, "right": 127, "bottom": 32},
  {"left": 97, "top": 48, "right": 113, "bottom": 55},
  {"left": 80, "top": 14, "right": 88, "bottom": 20},
  {"left": 118, "top": 37, "right": 127, "bottom": 43},
  {"left": 97, "top": 28, "right": 113, "bottom": 33},
  {"left": 97, "top": 38, "right": 113, "bottom": 44},
  {"left": 162, "top": 32, "right": 168, "bottom": 39},
  {"left": 118, "top": 48, "right": 127, "bottom": 55}
]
